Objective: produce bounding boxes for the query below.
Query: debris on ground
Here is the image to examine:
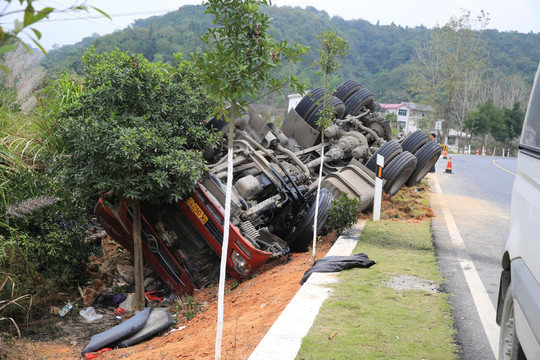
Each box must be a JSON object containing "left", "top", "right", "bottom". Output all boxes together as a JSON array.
[{"left": 300, "top": 252, "right": 376, "bottom": 285}]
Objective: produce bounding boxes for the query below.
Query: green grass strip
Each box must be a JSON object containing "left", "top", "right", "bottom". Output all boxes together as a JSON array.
[{"left": 296, "top": 220, "right": 458, "bottom": 360}]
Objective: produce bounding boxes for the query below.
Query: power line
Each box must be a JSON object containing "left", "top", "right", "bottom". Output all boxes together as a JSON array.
[
  {"left": 0, "top": 0, "right": 177, "bottom": 32},
  {"left": 37, "top": 10, "right": 174, "bottom": 22},
  {"left": 39, "top": 0, "right": 118, "bottom": 30},
  {"left": 0, "top": 10, "right": 177, "bottom": 25}
]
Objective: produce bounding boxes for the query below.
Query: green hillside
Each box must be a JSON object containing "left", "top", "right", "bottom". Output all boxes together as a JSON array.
[{"left": 42, "top": 4, "right": 540, "bottom": 104}]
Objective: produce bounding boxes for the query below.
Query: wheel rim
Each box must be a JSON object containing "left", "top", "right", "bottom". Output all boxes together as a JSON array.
[{"left": 147, "top": 235, "right": 159, "bottom": 253}]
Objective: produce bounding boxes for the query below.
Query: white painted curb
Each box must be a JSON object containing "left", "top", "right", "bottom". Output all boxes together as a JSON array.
[{"left": 248, "top": 220, "right": 366, "bottom": 360}]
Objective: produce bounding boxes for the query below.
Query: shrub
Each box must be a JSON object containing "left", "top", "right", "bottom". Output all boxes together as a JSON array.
[
  {"left": 327, "top": 193, "right": 362, "bottom": 236},
  {"left": 1, "top": 169, "right": 93, "bottom": 292}
]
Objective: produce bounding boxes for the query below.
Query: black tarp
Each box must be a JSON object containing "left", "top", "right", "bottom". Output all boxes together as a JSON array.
[{"left": 300, "top": 253, "right": 376, "bottom": 285}]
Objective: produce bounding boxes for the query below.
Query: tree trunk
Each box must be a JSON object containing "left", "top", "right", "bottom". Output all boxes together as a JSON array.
[{"left": 132, "top": 199, "right": 146, "bottom": 311}]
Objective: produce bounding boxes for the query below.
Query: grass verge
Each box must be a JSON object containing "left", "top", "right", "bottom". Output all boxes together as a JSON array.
[{"left": 296, "top": 190, "right": 457, "bottom": 359}]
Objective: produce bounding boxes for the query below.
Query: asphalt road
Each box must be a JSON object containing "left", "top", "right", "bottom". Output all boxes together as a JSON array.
[{"left": 427, "top": 154, "right": 516, "bottom": 360}]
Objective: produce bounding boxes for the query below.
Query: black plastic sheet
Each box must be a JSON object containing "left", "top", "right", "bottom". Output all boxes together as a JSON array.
[{"left": 300, "top": 252, "right": 376, "bottom": 285}]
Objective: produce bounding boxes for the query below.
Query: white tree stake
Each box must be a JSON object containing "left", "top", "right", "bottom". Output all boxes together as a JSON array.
[
  {"left": 215, "top": 147, "right": 234, "bottom": 360},
  {"left": 373, "top": 154, "right": 384, "bottom": 222},
  {"left": 311, "top": 144, "right": 325, "bottom": 258}
]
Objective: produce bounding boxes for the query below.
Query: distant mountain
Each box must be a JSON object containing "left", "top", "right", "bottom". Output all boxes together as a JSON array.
[{"left": 42, "top": 4, "right": 540, "bottom": 104}]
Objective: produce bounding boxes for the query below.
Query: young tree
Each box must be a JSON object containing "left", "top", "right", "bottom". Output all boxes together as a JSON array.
[
  {"left": 502, "top": 102, "right": 525, "bottom": 143},
  {"left": 409, "top": 10, "right": 489, "bottom": 144},
  {"left": 464, "top": 99, "right": 501, "bottom": 147},
  {"left": 310, "top": 28, "right": 349, "bottom": 258},
  {"left": 57, "top": 49, "right": 219, "bottom": 310},
  {"left": 192, "top": 1, "right": 308, "bottom": 358},
  {"left": 491, "top": 102, "right": 525, "bottom": 147},
  {"left": 465, "top": 99, "right": 525, "bottom": 150}
]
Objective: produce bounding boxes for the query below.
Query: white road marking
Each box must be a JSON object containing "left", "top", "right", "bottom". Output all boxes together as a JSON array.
[{"left": 431, "top": 173, "right": 500, "bottom": 356}]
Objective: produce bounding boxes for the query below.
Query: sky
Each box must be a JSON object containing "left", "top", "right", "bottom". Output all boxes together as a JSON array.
[{"left": 3, "top": 0, "right": 540, "bottom": 50}]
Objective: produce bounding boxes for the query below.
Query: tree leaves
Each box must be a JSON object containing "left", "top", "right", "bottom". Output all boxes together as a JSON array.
[
  {"left": 193, "top": 0, "right": 308, "bottom": 116},
  {"left": 58, "top": 49, "right": 219, "bottom": 204}
]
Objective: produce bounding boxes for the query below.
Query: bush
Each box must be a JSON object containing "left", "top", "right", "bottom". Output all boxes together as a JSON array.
[
  {"left": 57, "top": 48, "right": 219, "bottom": 204},
  {"left": 1, "top": 170, "right": 93, "bottom": 292},
  {"left": 327, "top": 193, "right": 362, "bottom": 236}
]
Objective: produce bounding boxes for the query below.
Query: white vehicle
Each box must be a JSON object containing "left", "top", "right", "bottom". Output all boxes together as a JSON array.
[{"left": 497, "top": 62, "right": 540, "bottom": 360}]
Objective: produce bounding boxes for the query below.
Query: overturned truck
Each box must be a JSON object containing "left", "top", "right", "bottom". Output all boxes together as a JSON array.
[{"left": 95, "top": 78, "right": 441, "bottom": 296}]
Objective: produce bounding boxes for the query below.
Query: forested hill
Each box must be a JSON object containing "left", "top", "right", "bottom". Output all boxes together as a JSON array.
[{"left": 42, "top": 4, "right": 540, "bottom": 104}]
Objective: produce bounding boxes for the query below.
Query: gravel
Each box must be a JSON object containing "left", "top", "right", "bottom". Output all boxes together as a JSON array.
[{"left": 386, "top": 275, "right": 440, "bottom": 293}]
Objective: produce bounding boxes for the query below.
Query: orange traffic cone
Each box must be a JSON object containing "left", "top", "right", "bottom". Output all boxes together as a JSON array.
[
  {"left": 445, "top": 157, "right": 453, "bottom": 173},
  {"left": 443, "top": 150, "right": 448, "bottom": 159}
]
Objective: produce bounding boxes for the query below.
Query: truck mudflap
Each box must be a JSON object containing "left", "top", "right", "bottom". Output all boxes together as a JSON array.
[
  {"left": 280, "top": 108, "right": 320, "bottom": 149},
  {"left": 321, "top": 164, "right": 376, "bottom": 212}
]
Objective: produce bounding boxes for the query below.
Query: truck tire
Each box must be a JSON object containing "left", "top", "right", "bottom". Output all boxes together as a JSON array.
[
  {"left": 383, "top": 151, "right": 417, "bottom": 196},
  {"left": 295, "top": 87, "right": 326, "bottom": 121},
  {"left": 286, "top": 188, "right": 334, "bottom": 252},
  {"left": 333, "top": 79, "right": 362, "bottom": 102},
  {"left": 401, "top": 130, "right": 428, "bottom": 154},
  {"left": 205, "top": 116, "right": 227, "bottom": 131},
  {"left": 406, "top": 141, "right": 442, "bottom": 186},
  {"left": 306, "top": 96, "right": 346, "bottom": 131},
  {"left": 344, "top": 88, "right": 375, "bottom": 117},
  {"left": 365, "top": 140, "right": 402, "bottom": 173}
]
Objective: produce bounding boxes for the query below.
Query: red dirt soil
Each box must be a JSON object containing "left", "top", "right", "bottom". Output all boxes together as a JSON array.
[
  {"left": 2, "top": 235, "right": 336, "bottom": 360},
  {"left": 2, "top": 185, "right": 430, "bottom": 360}
]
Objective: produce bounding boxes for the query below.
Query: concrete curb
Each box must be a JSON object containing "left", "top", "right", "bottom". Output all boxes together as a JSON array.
[{"left": 248, "top": 220, "right": 366, "bottom": 360}]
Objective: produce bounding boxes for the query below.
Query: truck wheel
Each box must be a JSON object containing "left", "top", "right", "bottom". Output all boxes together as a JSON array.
[
  {"left": 499, "top": 284, "right": 527, "bottom": 360},
  {"left": 401, "top": 130, "right": 428, "bottom": 154},
  {"left": 406, "top": 141, "right": 442, "bottom": 186},
  {"left": 344, "top": 88, "right": 375, "bottom": 117},
  {"left": 286, "top": 188, "right": 334, "bottom": 252},
  {"left": 383, "top": 151, "right": 417, "bottom": 196},
  {"left": 306, "top": 96, "right": 346, "bottom": 131},
  {"left": 365, "top": 140, "right": 402, "bottom": 173},
  {"left": 295, "top": 87, "right": 326, "bottom": 121},
  {"left": 333, "top": 79, "right": 362, "bottom": 102}
]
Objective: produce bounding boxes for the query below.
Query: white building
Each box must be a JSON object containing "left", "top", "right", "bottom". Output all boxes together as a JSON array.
[
  {"left": 287, "top": 93, "right": 303, "bottom": 111},
  {"left": 378, "top": 102, "right": 432, "bottom": 134}
]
